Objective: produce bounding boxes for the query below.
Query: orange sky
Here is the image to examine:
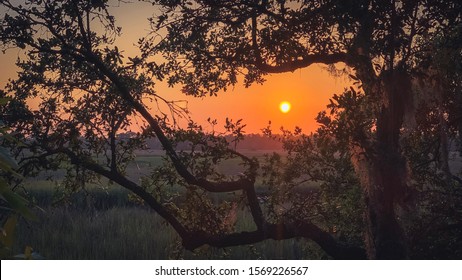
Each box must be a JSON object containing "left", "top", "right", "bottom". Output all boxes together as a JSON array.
[
  {"left": 149, "top": 67, "right": 349, "bottom": 134},
  {"left": 0, "top": 2, "right": 350, "bottom": 134}
]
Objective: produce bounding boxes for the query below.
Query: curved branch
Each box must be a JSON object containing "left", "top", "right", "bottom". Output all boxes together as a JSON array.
[
  {"left": 250, "top": 10, "right": 346, "bottom": 73},
  {"left": 255, "top": 53, "right": 348, "bottom": 73},
  {"left": 53, "top": 147, "right": 190, "bottom": 239},
  {"left": 35, "top": 147, "right": 365, "bottom": 259},
  {"left": 84, "top": 47, "right": 363, "bottom": 259},
  {"left": 5, "top": 1, "right": 365, "bottom": 259},
  {"left": 183, "top": 220, "right": 366, "bottom": 260},
  {"left": 82, "top": 49, "right": 258, "bottom": 193}
]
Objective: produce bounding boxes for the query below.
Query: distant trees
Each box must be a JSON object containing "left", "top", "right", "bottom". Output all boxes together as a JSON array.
[
  {"left": 140, "top": 133, "right": 283, "bottom": 150},
  {"left": 0, "top": 0, "right": 461, "bottom": 259}
]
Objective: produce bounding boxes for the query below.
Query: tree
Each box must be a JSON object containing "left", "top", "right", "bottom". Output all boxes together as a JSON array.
[
  {"left": 2, "top": 0, "right": 461, "bottom": 260},
  {"left": 143, "top": 0, "right": 462, "bottom": 259},
  {"left": 0, "top": 0, "right": 365, "bottom": 259}
]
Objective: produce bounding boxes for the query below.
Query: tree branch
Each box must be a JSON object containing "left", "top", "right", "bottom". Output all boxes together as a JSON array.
[
  {"left": 53, "top": 147, "right": 191, "bottom": 239},
  {"left": 35, "top": 147, "right": 365, "bottom": 259},
  {"left": 250, "top": 8, "right": 346, "bottom": 73},
  {"left": 81, "top": 49, "right": 258, "bottom": 193},
  {"left": 255, "top": 53, "right": 348, "bottom": 73},
  {"left": 4, "top": 1, "right": 366, "bottom": 259},
  {"left": 183, "top": 220, "right": 366, "bottom": 259}
]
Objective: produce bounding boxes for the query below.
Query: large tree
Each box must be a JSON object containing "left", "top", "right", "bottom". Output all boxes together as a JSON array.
[
  {"left": 1, "top": 0, "right": 461, "bottom": 260},
  {"left": 143, "top": 0, "right": 462, "bottom": 259},
  {"left": 0, "top": 0, "right": 366, "bottom": 259}
]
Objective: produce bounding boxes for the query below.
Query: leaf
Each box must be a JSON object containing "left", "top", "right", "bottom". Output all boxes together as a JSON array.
[
  {"left": 0, "top": 214, "right": 18, "bottom": 248},
  {"left": 0, "top": 179, "right": 37, "bottom": 221},
  {"left": 0, "top": 160, "right": 22, "bottom": 178},
  {"left": 0, "top": 146, "right": 19, "bottom": 170}
]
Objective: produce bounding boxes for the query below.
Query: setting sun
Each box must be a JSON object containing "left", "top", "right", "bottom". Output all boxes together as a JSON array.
[{"left": 279, "top": 101, "right": 291, "bottom": 113}]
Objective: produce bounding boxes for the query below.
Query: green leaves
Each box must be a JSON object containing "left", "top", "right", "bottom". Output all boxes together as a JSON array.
[
  {"left": 0, "top": 95, "right": 37, "bottom": 259},
  {"left": 0, "top": 179, "right": 37, "bottom": 221},
  {"left": 0, "top": 113, "right": 36, "bottom": 220}
]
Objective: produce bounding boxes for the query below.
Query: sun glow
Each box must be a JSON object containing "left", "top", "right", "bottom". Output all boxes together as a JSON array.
[{"left": 279, "top": 101, "right": 291, "bottom": 113}]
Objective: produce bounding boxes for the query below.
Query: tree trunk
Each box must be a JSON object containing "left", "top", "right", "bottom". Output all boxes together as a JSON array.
[
  {"left": 437, "top": 90, "right": 452, "bottom": 183},
  {"left": 351, "top": 70, "right": 411, "bottom": 259},
  {"left": 351, "top": 145, "right": 408, "bottom": 259}
]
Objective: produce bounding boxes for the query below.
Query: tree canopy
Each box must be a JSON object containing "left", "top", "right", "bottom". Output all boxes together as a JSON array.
[
  {"left": 145, "top": 0, "right": 462, "bottom": 259},
  {"left": 1, "top": 0, "right": 461, "bottom": 259}
]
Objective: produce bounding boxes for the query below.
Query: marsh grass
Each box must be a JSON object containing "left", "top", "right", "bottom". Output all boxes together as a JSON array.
[
  {"left": 14, "top": 198, "right": 324, "bottom": 259},
  {"left": 11, "top": 151, "right": 326, "bottom": 259},
  {"left": 14, "top": 207, "right": 175, "bottom": 259}
]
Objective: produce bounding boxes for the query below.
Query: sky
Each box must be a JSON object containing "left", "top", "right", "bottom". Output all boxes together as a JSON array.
[{"left": 0, "top": 1, "right": 350, "bottom": 134}]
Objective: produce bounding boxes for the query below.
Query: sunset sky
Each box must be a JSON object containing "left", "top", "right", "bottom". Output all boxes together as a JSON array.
[{"left": 0, "top": 1, "right": 350, "bottom": 134}]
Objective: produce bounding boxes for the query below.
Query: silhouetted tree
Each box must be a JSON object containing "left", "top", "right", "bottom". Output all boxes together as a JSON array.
[
  {"left": 144, "top": 0, "right": 462, "bottom": 259},
  {"left": 2, "top": 0, "right": 461, "bottom": 259},
  {"left": 0, "top": 0, "right": 365, "bottom": 259}
]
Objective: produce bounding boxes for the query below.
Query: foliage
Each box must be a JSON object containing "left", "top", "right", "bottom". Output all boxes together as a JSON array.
[
  {"left": 145, "top": 0, "right": 462, "bottom": 259},
  {"left": 0, "top": 0, "right": 365, "bottom": 259},
  {"left": 0, "top": 97, "right": 38, "bottom": 259},
  {"left": 400, "top": 26, "right": 462, "bottom": 259},
  {"left": 1, "top": 0, "right": 462, "bottom": 259},
  {"left": 13, "top": 200, "right": 322, "bottom": 259}
]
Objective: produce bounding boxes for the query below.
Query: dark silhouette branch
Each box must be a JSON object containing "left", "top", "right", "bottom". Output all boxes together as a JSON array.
[
  {"left": 37, "top": 147, "right": 365, "bottom": 259},
  {"left": 1, "top": 0, "right": 260, "bottom": 220},
  {"left": 183, "top": 220, "right": 366, "bottom": 259},
  {"left": 51, "top": 147, "right": 190, "bottom": 239},
  {"left": 250, "top": 10, "right": 346, "bottom": 73},
  {"left": 255, "top": 53, "right": 348, "bottom": 73},
  {"left": 2, "top": 1, "right": 369, "bottom": 259},
  {"left": 80, "top": 48, "right": 259, "bottom": 193}
]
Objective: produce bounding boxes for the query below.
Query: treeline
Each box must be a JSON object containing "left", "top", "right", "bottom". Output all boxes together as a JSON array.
[
  {"left": 117, "top": 132, "right": 284, "bottom": 151},
  {"left": 116, "top": 132, "right": 461, "bottom": 152}
]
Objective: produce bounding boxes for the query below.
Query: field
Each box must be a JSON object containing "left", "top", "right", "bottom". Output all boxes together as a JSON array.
[
  {"left": 13, "top": 149, "right": 462, "bottom": 259},
  {"left": 12, "top": 150, "right": 326, "bottom": 260}
]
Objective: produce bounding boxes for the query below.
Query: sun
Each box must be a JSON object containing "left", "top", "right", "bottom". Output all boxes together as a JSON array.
[{"left": 279, "top": 101, "right": 291, "bottom": 113}]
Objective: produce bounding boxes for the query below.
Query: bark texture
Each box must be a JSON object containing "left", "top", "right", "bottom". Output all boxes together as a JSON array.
[{"left": 350, "top": 70, "right": 411, "bottom": 259}]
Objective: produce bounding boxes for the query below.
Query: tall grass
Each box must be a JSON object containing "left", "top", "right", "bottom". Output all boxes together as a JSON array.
[
  {"left": 11, "top": 151, "right": 327, "bottom": 259},
  {"left": 14, "top": 184, "right": 326, "bottom": 259},
  {"left": 15, "top": 207, "right": 175, "bottom": 259}
]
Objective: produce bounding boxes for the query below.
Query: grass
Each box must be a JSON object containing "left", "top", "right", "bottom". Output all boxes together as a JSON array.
[
  {"left": 15, "top": 207, "right": 175, "bottom": 259},
  {"left": 12, "top": 150, "right": 327, "bottom": 259},
  {"left": 9, "top": 148, "right": 462, "bottom": 259},
  {"left": 14, "top": 195, "right": 325, "bottom": 259}
]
